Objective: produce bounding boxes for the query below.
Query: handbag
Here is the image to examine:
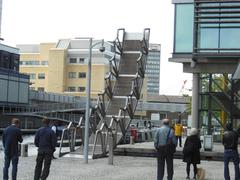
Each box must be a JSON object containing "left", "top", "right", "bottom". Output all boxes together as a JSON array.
[
  {"left": 197, "top": 167, "right": 205, "bottom": 180},
  {"left": 166, "top": 128, "right": 176, "bottom": 154}
]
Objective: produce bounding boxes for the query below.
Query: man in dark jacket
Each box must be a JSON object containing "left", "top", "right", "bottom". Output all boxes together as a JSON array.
[
  {"left": 154, "top": 118, "right": 177, "bottom": 180},
  {"left": 2, "top": 118, "right": 23, "bottom": 180},
  {"left": 223, "top": 122, "right": 239, "bottom": 180},
  {"left": 34, "top": 118, "right": 57, "bottom": 180}
]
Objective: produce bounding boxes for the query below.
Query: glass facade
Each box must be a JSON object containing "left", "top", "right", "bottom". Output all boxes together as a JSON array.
[
  {"left": 146, "top": 46, "right": 160, "bottom": 94},
  {"left": 174, "top": 4, "right": 194, "bottom": 53},
  {"left": 198, "top": 2, "right": 240, "bottom": 52}
]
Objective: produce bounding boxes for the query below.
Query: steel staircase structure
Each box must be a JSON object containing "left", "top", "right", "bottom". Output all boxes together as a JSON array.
[
  {"left": 200, "top": 74, "right": 240, "bottom": 128},
  {"left": 89, "top": 28, "right": 150, "bottom": 158}
]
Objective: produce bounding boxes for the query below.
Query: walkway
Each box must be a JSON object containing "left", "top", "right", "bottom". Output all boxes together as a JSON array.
[{"left": 0, "top": 155, "right": 236, "bottom": 180}]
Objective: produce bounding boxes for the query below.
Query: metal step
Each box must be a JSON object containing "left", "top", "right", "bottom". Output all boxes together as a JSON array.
[
  {"left": 114, "top": 77, "right": 133, "bottom": 96},
  {"left": 106, "top": 97, "right": 127, "bottom": 116},
  {"left": 119, "top": 53, "right": 139, "bottom": 74},
  {"left": 123, "top": 40, "right": 143, "bottom": 51}
]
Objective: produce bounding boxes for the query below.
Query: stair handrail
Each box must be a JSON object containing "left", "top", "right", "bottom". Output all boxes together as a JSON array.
[
  {"left": 58, "top": 121, "right": 73, "bottom": 157},
  {"left": 211, "top": 111, "right": 224, "bottom": 128},
  {"left": 142, "top": 28, "right": 150, "bottom": 55},
  {"left": 209, "top": 93, "right": 230, "bottom": 115},
  {"left": 109, "top": 53, "right": 120, "bottom": 78},
  {"left": 114, "top": 28, "right": 125, "bottom": 54},
  {"left": 212, "top": 78, "right": 231, "bottom": 100},
  {"left": 136, "top": 53, "right": 146, "bottom": 78}
]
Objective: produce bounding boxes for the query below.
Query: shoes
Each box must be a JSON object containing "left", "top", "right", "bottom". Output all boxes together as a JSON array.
[
  {"left": 193, "top": 176, "right": 197, "bottom": 180},
  {"left": 186, "top": 177, "right": 190, "bottom": 180}
]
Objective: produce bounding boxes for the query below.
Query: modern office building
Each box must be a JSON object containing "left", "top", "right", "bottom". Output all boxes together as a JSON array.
[
  {"left": 146, "top": 44, "right": 160, "bottom": 95},
  {"left": 0, "top": 44, "right": 29, "bottom": 105},
  {"left": 17, "top": 39, "right": 114, "bottom": 99},
  {"left": 170, "top": 0, "right": 240, "bottom": 132}
]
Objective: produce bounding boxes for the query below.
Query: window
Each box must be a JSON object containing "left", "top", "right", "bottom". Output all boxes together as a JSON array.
[
  {"left": 30, "top": 87, "right": 35, "bottom": 90},
  {"left": 41, "top": 61, "right": 48, "bottom": 65},
  {"left": 151, "top": 113, "right": 160, "bottom": 121},
  {"left": 38, "top": 73, "right": 45, "bottom": 79},
  {"left": 79, "top": 72, "right": 86, "bottom": 78},
  {"left": 69, "top": 58, "right": 77, "bottom": 63},
  {"left": 38, "top": 87, "right": 45, "bottom": 92},
  {"left": 79, "top": 58, "right": 85, "bottom": 63},
  {"left": 68, "top": 87, "right": 76, "bottom": 92},
  {"left": 174, "top": 4, "right": 194, "bottom": 53},
  {"left": 78, "top": 86, "right": 86, "bottom": 92},
  {"left": 68, "top": 72, "right": 77, "bottom": 79},
  {"left": 26, "top": 61, "right": 40, "bottom": 65},
  {"left": 29, "top": 73, "right": 36, "bottom": 79},
  {"left": 160, "top": 113, "right": 167, "bottom": 120}
]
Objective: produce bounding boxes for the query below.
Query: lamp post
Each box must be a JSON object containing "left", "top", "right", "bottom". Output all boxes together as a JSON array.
[{"left": 83, "top": 38, "right": 105, "bottom": 164}]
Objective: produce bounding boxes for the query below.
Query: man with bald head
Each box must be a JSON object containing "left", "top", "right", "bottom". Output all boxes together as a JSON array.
[
  {"left": 154, "top": 118, "right": 176, "bottom": 180},
  {"left": 2, "top": 118, "right": 23, "bottom": 180}
]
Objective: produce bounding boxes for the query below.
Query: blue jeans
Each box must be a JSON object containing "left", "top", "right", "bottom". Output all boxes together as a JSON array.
[
  {"left": 3, "top": 153, "right": 19, "bottom": 180},
  {"left": 224, "top": 149, "right": 240, "bottom": 180}
]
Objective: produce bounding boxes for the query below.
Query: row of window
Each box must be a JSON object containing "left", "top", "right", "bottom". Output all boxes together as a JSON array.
[
  {"left": 30, "top": 87, "right": 45, "bottom": 92},
  {"left": 67, "top": 86, "right": 86, "bottom": 92},
  {"left": 29, "top": 73, "right": 45, "bottom": 80},
  {"left": 20, "top": 61, "right": 48, "bottom": 66},
  {"left": 146, "top": 65, "right": 159, "bottom": 69},
  {"left": 147, "top": 60, "right": 160, "bottom": 65},
  {"left": 68, "top": 72, "right": 86, "bottom": 79},
  {"left": 69, "top": 58, "right": 85, "bottom": 64},
  {"left": 146, "top": 70, "right": 159, "bottom": 74}
]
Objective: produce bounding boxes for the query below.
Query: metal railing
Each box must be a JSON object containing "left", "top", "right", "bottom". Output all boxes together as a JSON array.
[
  {"left": 114, "top": 28, "right": 125, "bottom": 55},
  {"left": 92, "top": 29, "right": 150, "bottom": 158},
  {"left": 58, "top": 117, "right": 84, "bottom": 157}
]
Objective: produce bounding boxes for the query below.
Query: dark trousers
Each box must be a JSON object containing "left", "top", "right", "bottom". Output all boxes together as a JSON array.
[
  {"left": 3, "top": 153, "right": 19, "bottom": 180},
  {"left": 157, "top": 154, "right": 173, "bottom": 180},
  {"left": 224, "top": 149, "right": 240, "bottom": 180},
  {"left": 34, "top": 152, "right": 53, "bottom": 180},
  {"left": 176, "top": 136, "right": 182, "bottom": 147},
  {"left": 186, "top": 163, "right": 197, "bottom": 178}
]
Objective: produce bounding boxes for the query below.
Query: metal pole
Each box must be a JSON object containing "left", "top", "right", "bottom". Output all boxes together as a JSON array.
[{"left": 84, "top": 38, "right": 92, "bottom": 163}]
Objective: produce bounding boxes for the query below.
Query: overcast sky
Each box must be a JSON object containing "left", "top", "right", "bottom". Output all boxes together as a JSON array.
[{"left": 1, "top": 0, "right": 192, "bottom": 95}]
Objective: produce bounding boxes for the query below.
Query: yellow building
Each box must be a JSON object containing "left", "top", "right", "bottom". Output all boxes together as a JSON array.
[{"left": 17, "top": 39, "right": 111, "bottom": 99}]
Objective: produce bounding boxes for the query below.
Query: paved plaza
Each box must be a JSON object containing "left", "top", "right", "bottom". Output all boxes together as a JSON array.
[{"left": 0, "top": 154, "right": 236, "bottom": 180}]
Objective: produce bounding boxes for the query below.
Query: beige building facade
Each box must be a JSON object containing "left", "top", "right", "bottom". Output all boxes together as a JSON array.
[{"left": 17, "top": 39, "right": 111, "bottom": 99}]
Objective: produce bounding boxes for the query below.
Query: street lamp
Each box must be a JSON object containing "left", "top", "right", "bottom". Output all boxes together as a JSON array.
[{"left": 83, "top": 38, "right": 105, "bottom": 164}]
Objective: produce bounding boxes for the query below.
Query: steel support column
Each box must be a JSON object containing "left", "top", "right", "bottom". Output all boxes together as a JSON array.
[{"left": 192, "top": 73, "right": 199, "bottom": 129}]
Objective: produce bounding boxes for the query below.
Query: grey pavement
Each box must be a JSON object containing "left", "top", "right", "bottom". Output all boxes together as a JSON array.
[{"left": 0, "top": 154, "right": 236, "bottom": 180}]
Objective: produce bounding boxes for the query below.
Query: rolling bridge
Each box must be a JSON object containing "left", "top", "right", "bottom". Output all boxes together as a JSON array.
[{"left": 76, "top": 28, "right": 151, "bottom": 159}]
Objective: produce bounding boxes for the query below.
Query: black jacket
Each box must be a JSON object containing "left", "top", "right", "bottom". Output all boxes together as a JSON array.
[
  {"left": 35, "top": 125, "right": 57, "bottom": 153},
  {"left": 3, "top": 125, "right": 23, "bottom": 157},
  {"left": 223, "top": 130, "right": 238, "bottom": 151},
  {"left": 183, "top": 135, "right": 201, "bottom": 164}
]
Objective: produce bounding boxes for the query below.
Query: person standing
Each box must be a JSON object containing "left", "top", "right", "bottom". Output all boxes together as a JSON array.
[
  {"left": 2, "top": 118, "right": 23, "bottom": 180},
  {"left": 222, "top": 122, "right": 239, "bottom": 180},
  {"left": 34, "top": 118, "right": 57, "bottom": 180},
  {"left": 154, "top": 118, "right": 177, "bottom": 180},
  {"left": 174, "top": 119, "right": 183, "bottom": 147},
  {"left": 183, "top": 128, "right": 201, "bottom": 180}
]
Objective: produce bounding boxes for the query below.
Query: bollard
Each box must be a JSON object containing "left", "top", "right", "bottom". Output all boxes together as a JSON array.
[
  {"left": 20, "top": 144, "right": 28, "bottom": 157},
  {"left": 129, "top": 136, "right": 134, "bottom": 144},
  {"left": 108, "top": 134, "right": 113, "bottom": 165}
]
